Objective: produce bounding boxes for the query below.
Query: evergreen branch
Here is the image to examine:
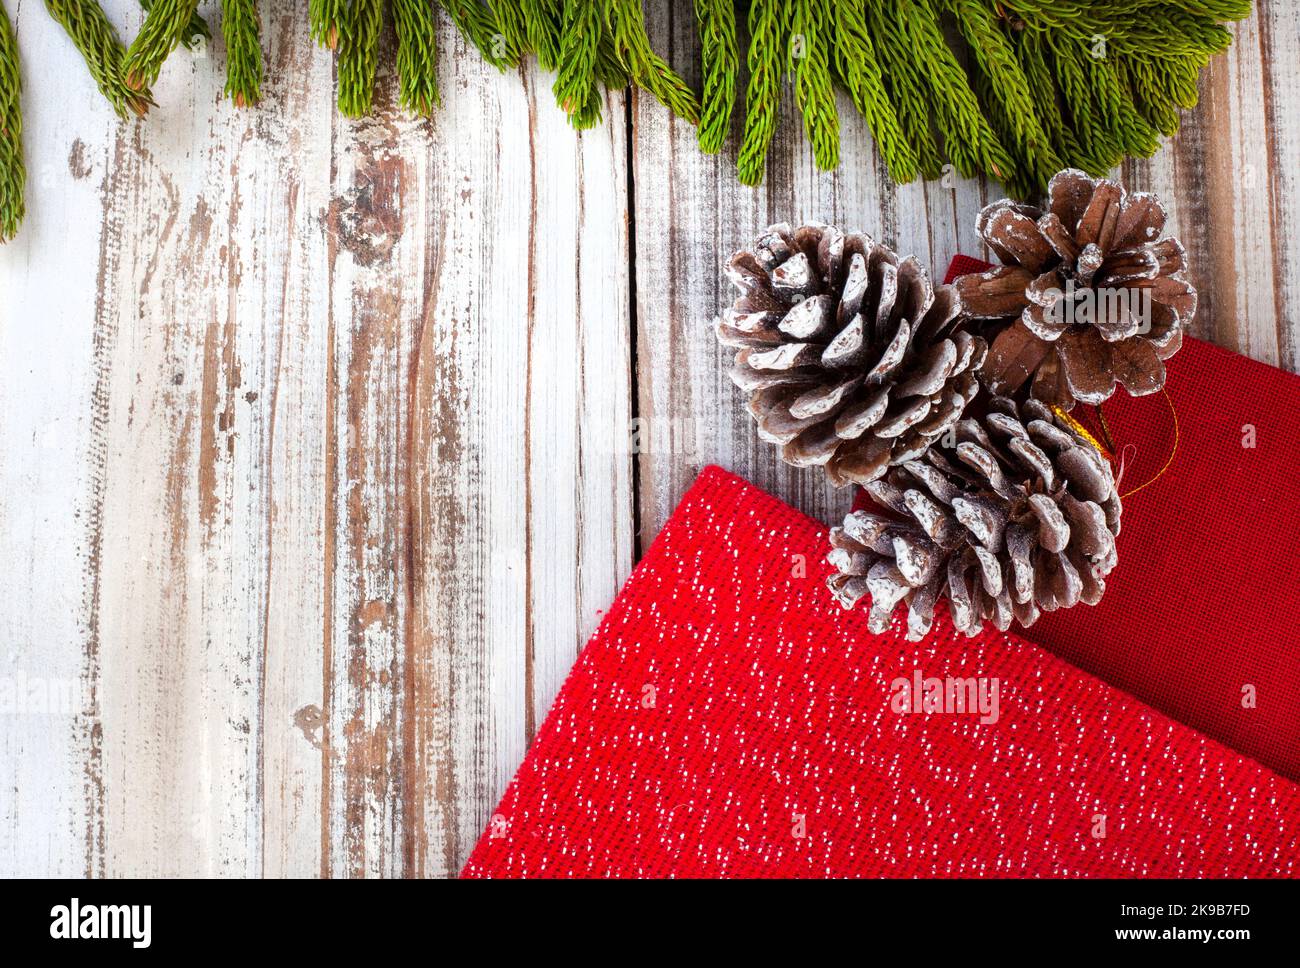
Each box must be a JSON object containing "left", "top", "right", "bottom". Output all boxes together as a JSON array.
[
  {"left": 594, "top": 32, "right": 628, "bottom": 87},
  {"left": 944, "top": 0, "right": 1060, "bottom": 194},
  {"left": 124, "top": 0, "right": 201, "bottom": 92},
  {"left": 140, "top": 0, "right": 209, "bottom": 51},
  {"left": 1084, "top": 46, "right": 1159, "bottom": 160},
  {"left": 736, "top": 0, "right": 784, "bottom": 186},
  {"left": 554, "top": 0, "right": 605, "bottom": 129},
  {"left": 0, "top": 4, "right": 23, "bottom": 243},
  {"left": 831, "top": 0, "right": 918, "bottom": 183},
  {"left": 489, "top": 1, "right": 531, "bottom": 62},
  {"left": 438, "top": 0, "right": 517, "bottom": 69},
  {"left": 1125, "top": 52, "right": 1200, "bottom": 135},
  {"left": 0, "top": 0, "right": 1254, "bottom": 245},
  {"left": 338, "top": 0, "right": 383, "bottom": 116},
  {"left": 891, "top": 0, "right": 1016, "bottom": 183},
  {"left": 44, "top": 0, "right": 154, "bottom": 117},
  {"left": 221, "top": 0, "right": 262, "bottom": 107},
  {"left": 972, "top": 68, "right": 1033, "bottom": 198},
  {"left": 998, "top": 2, "right": 1238, "bottom": 59},
  {"left": 521, "top": 0, "right": 563, "bottom": 71},
  {"left": 1013, "top": 28, "right": 1068, "bottom": 161},
  {"left": 608, "top": 0, "right": 700, "bottom": 125},
  {"left": 863, "top": 0, "right": 943, "bottom": 179},
  {"left": 694, "top": 0, "right": 737, "bottom": 154},
  {"left": 788, "top": 0, "right": 838, "bottom": 170},
  {"left": 392, "top": 0, "right": 441, "bottom": 115},
  {"left": 310, "top": 0, "right": 346, "bottom": 50},
  {"left": 1045, "top": 29, "right": 1114, "bottom": 173}
]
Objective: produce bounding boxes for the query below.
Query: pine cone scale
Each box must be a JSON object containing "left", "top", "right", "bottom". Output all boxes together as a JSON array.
[
  {"left": 960, "top": 170, "right": 1194, "bottom": 410},
  {"left": 955, "top": 266, "right": 1035, "bottom": 318},
  {"left": 717, "top": 222, "right": 986, "bottom": 487},
  {"left": 829, "top": 394, "right": 1122, "bottom": 641}
]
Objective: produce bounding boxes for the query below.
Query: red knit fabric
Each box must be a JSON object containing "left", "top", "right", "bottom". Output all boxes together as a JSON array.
[
  {"left": 939, "top": 256, "right": 1300, "bottom": 782},
  {"left": 463, "top": 467, "right": 1300, "bottom": 878}
]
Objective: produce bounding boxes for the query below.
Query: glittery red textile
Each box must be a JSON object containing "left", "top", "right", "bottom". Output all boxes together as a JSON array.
[
  {"left": 462, "top": 466, "right": 1300, "bottom": 878},
  {"left": 941, "top": 255, "right": 1300, "bottom": 783}
]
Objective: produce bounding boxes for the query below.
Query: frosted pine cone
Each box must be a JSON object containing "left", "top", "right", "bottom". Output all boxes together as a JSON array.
[
  {"left": 717, "top": 222, "right": 986, "bottom": 486},
  {"left": 827, "top": 395, "right": 1122, "bottom": 641},
  {"left": 955, "top": 169, "right": 1194, "bottom": 410}
]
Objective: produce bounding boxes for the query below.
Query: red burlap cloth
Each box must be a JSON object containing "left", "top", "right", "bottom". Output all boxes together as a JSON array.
[
  {"left": 940, "top": 254, "right": 1300, "bottom": 782},
  {"left": 462, "top": 466, "right": 1299, "bottom": 878}
]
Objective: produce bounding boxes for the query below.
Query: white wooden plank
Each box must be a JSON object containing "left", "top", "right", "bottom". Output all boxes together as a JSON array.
[
  {"left": 0, "top": 0, "right": 119, "bottom": 879},
  {"left": 2, "top": 2, "right": 634, "bottom": 879}
]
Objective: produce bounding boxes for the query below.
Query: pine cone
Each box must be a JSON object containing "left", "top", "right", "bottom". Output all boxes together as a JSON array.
[
  {"left": 827, "top": 395, "right": 1121, "bottom": 641},
  {"left": 716, "top": 222, "right": 986, "bottom": 486},
  {"left": 955, "top": 169, "right": 1195, "bottom": 410}
]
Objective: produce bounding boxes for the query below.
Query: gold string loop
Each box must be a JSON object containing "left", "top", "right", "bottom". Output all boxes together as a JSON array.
[{"left": 1049, "top": 389, "right": 1179, "bottom": 500}]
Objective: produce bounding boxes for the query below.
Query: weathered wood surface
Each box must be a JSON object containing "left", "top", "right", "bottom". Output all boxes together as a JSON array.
[{"left": 0, "top": 1, "right": 1296, "bottom": 878}]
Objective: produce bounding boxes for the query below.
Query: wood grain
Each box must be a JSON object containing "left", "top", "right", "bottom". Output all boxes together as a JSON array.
[
  {"left": 0, "top": 1, "right": 630, "bottom": 878},
  {"left": 1, "top": 0, "right": 1297, "bottom": 878}
]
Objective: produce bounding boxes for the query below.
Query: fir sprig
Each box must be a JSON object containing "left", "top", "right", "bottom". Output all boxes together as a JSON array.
[
  {"left": 337, "top": 0, "right": 383, "bottom": 117},
  {"left": 607, "top": 0, "right": 700, "bottom": 126},
  {"left": 44, "top": 0, "right": 154, "bottom": 117},
  {"left": 310, "top": 0, "right": 346, "bottom": 50},
  {"left": 522, "top": 0, "right": 563, "bottom": 71},
  {"left": 892, "top": 0, "right": 1016, "bottom": 185},
  {"left": 140, "top": 0, "right": 209, "bottom": 51},
  {"left": 554, "top": 0, "right": 605, "bottom": 129},
  {"left": 222, "top": 0, "right": 262, "bottom": 107},
  {"left": 694, "top": 0, "right": 738, "bottom": 155},
  {"left": 0, "top": 0, "right": 1260, "bottom": 244},
  {"left": 788, "top": 0, "right": 838, "bottom": 171},
  {"left": 944, "top": 0, "right": 1060, "bottom": 196},
  {"left": 392, "top": 0, "right": 441, "bottom": 115},
  {"left": 1012, "top": 27, "right": 1069, "bottom": 162},
  {"left": 0, "top": 3, "right": 23, "bottom": 243},
  {"left": 863, "top": 0, "right": 943, "bottom": 179},
  {"left": 124, "top": 0, "right": 201, "bottom": 92},
  {"left": 489, "top": 1, "right": 531, "bottom": 64},
  {"left": 438, "top": 0, "right": 517, "bottom": 69},
  {"left": 737, "top": 0, "right": 785, "bottom": 186},
  {"left": 830, "top": 0, "right": 917, "bottom": 183}
]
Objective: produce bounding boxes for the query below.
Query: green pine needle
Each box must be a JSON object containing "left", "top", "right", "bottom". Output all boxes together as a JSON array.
[
  {"left": 0, "top": 0, "right": 1257, "bottom": 248},
  {"left": 0, "top": 3, "right": 23, "bottom": 243},
  {"left": 554, "top": 0, "right": 605, "bottom": 129},
  {"left": 438, "top": 0, "right": 518, "bottom": 69},
  {"left": 489, "top": 1, "right": 531, "bottom": 63},
  {"left": 140, "top": 0, "right": 209, "bottom": 51},
  {"left": 831, "top": 0, "right": 919, "bottom": 183},
  {"left": 392, "top": 0, "right": 441, "bottom": 115},
  {"left": 310, "top": 0, "right": 346, "bottom": 50},
  {"left": 124, "top": 0, "right": 201, "bottom": 93},
  {"left": 864, "top": 0, "right": 944, "bottom": 179},
  {"left": 893, "top": 0, "right": 1017, "bottom": 184},
  {"left": 737, "top": 0, "right": 784, "bottom": 186},
  {"left": 607, "top": 0, "right": 700, "bottom": 126},
  {"left": 44, "top": 0, "right": 155, "bottom": 117},
  {"left": 945, "top": 0, "right": 1060, "bottom": 193},
  {"left": 222, "top": 0, "right": 262, "bottom": 107},
  {"left": 694, "top": 0, "right": 738, "bottom": 155},
  {"left": 1013, "top": 28, "right": 1069, "bottom": 163},
  {"left": 788, "top": 0, "right": 839, "bottom": 171},
  {"left": 522, "top": 0, "right": 563, "bottom": 71},
  {"left": 337, "top": 0, "right": 383, "bottom": 117}
]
